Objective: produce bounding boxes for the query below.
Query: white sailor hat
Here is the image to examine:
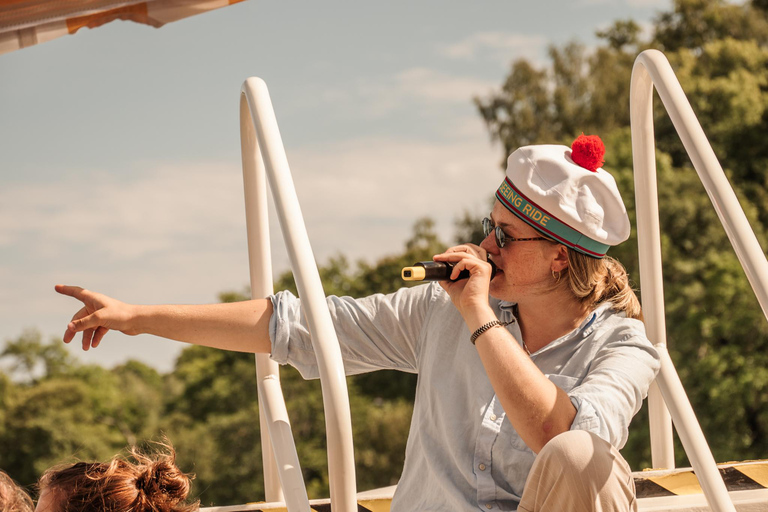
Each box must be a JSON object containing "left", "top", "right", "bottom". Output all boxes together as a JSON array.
[{"left": 495, "top": 134, "right": 630, "bottom": 258}]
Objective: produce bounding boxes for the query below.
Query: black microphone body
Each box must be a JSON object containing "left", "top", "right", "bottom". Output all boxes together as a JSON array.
[{"left": 402, "top": 260, "right": 497, "bottom": 282}]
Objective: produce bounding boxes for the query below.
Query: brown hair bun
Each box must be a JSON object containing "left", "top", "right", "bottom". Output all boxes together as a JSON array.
[
  {"left": 133, "top": 446, "right": 193, "bottom": 510},
  {"left": 39, "top": 441, "right": 198, "bottom": 512}
]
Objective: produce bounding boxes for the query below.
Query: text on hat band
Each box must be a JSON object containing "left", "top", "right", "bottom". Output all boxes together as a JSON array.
[{"left": 495, "top": 178, "right": 610, "bottom": 258}]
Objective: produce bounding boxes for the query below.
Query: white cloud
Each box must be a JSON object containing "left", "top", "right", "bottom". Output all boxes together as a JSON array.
[
  {"left": 337, "top": 68, "right": 498, "bottom": 119},
  {"left": 636, "top": 20, "right": 655, "bottom": 42},
  {"left": 578, "top": 0, "right": 668, "bottom": 7},
  {"left": 0, "top": 163, "right": 253, "bottom": 371},
  {"left": 393, "top": 68, "right": 498, "bottom": 103},
  {"left": 1, "top": 126, "right": 503, "bottom": 370},
  {"left": 287, "top": 121, "right": 501, "bottom": 262},
  {"left": 439, "top": 32, "right": 548, "bottom": 65},
  {"left": 626, "top": 0, "right": 668, "bottom": 6},
  {"left": 0, "top": 164, "right": 246, "bottom": 260}
]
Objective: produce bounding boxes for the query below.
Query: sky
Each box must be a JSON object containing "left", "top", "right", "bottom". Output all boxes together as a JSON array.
[{"left": 0, "top": 0, "right": 670, "bottom": 373}]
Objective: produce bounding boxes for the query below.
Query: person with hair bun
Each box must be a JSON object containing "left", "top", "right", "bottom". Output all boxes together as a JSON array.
[
  {"left": 57, "top": 135, "right": 660, "bottom": 511},
  {"left": 35, "top": 444, "right": 198, "bottom": 512},
  {"left": 0, "top": 470, "right": 34, "bottom": 512}
]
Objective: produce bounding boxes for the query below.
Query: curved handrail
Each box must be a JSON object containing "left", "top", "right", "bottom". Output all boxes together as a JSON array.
[
  {"left": 630, "top": 49, "right": 768, "bottom": 512},
  {"left": 239, "top": 77, "right": 358, "bottom": 512},
  {"left": 239, "top": 96, "right": 299, "bottom": 507}
]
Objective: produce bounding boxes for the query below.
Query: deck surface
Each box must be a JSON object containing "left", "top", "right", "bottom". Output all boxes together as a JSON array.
[{"left": 200, "top": 461, "right": 768, "bottom": 512}]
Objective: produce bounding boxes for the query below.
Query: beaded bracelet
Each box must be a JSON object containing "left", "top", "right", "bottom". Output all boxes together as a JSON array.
[{"left": 470, "top": 318, "right": 515, "bottom": 345}]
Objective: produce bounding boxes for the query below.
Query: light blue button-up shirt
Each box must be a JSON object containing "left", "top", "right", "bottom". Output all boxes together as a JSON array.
[{"left": 269, "top": 282, "right": 659, "bottom": 511}]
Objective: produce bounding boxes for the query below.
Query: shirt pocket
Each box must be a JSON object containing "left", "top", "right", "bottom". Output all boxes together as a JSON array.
[
  {"left": 504, "top": 374, "right": 579, "bottom": 452},
  {"left": 501, "top": 415, "right": 533, "bottom": 452},
  {"left": 545, "top": 373, "right": 579, "bottom": 392},
  {"left": 494, "top": 421, "right": 536, "bottom": 497}
]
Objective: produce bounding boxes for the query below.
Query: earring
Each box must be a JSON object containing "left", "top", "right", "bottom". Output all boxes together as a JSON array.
[{"left": 552, "top": 269, "right": 561, "bottom": 283}]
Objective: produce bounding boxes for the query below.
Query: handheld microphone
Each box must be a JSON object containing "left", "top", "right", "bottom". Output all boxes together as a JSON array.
[{"left": 401, "top": 260, "right": 497, "bottom": 282}]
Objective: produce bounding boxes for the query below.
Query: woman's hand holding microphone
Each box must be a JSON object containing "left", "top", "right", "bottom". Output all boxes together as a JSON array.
[{"left": 432, "top": 244, "right": 497, "bottom": 328}]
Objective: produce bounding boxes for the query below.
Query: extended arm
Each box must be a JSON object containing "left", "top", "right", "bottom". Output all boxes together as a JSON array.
[{"left": 55, "top": 284, "right": 272, "bottom": 353}]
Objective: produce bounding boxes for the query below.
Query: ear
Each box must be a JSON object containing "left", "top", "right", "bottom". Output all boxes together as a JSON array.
[{"left": 551, "top": 245, "right": 569, "bottom": 273}]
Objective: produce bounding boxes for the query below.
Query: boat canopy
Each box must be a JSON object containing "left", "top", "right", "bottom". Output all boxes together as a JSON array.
[{"left": 0, "top": 0, "right": 246, "bottom": 55}]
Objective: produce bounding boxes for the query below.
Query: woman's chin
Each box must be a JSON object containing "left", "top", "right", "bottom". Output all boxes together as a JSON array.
[{"left": 488, "top": 270, "right": 503, "bottom": 291}]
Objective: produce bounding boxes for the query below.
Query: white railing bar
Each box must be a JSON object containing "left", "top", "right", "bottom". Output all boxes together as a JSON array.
[
  {"left": 258, "top": 377, "right": 312, "bottom": 505},
  {"left": 240, "top": 77, "right": 358, "bottom": 512},
  {"left": 631, "top": 48, "right": 752, "bottom": 512},
  {"left": 240, "top": 93, "right": 307, "bottom": 509},
  {"left": 655, "top": 349, "right": 736, "bottom": 512},
  {"left": 637, "top": 50, "right": 768, "bottom": 319},
  {"left": 629, "top": 58, "right": 675, "bottom": 471},
  {"left": 646, "top": 381, "right": 674, "bottom": 470}
]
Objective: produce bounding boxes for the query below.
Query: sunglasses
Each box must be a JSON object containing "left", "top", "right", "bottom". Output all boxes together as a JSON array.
[{"left": 482, "top": 217, "right": 551, "bottom": 248}]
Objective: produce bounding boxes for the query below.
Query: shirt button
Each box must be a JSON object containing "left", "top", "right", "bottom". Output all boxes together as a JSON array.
[
  {"left": 478, "top": 463, "right": 486, "bottom": 471},
  {"left": 485, "top": 504, "right": 493, "bottom": 509},
  {"left": 490, "top": 414, "right": 497, "bottom": 421}
]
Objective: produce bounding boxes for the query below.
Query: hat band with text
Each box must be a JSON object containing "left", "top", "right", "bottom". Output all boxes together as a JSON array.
[{"left": 495, "top": 178, "right": 610, "bottom": 258}]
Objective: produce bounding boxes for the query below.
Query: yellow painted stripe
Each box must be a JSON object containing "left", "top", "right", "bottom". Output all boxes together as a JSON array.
[
  {"left": 358, "top": 498, "right": 391, "bottom": 512},
  {"left": 648, "top": 471, "right": 702, "bottom": 495},
  {"left": 736, "top": 464, "right": 768, "bottom": 487},
  {"left": 235, "top": 500, "right": 391, "bottom": 511}
]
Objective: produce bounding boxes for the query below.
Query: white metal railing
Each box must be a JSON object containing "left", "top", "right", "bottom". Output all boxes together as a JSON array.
[
  {"left": 239, "top": 77, "right": 358, "bottom": 512},
  {"left": 233, "top": 51, "right": 768, "bottom": 512},
  {"left": 631, "top": 49, "right": 768, "bottom": 512}
]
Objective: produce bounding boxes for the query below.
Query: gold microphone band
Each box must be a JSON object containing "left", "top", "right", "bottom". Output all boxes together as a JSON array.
[{"left": 401, "top": 266, "right": 426, "bottom": 281}]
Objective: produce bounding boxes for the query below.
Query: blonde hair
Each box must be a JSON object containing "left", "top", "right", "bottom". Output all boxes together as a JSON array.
[
  {"left": 38, "top": 443, "right": 198, "bottom": 512},
  {"left": 557, "top": 248, "right": 642, "bottom": 320},
  {"left": 0, "top": 470, "right": 33, "bottom": 512}
]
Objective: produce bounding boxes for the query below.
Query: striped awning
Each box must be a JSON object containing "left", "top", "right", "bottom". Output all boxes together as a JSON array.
[{"left": 0, "top": 0, "right": 246, "bottom": 55}]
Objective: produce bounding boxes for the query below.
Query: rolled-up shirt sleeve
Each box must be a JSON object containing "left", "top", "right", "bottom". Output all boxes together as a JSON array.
[
  {"left": 567, "top": 333, "right": 660, "bottom": 448},
  {"left": 269, "top": 283, "right": 436, "bottom": 379}
]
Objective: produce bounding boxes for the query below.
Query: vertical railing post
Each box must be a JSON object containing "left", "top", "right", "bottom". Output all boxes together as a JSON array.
[
  {"left": 241, "top": 77, "right": 358, "bottom": 512},
  {"left": 629, "top": 49, "right": 767, "bottom": 512},
  {"left": 629, "top": 58, "right": 676, "bottom": 471},
  {"left": 240, "top": 92, "right": 311, "bottom": 512}
]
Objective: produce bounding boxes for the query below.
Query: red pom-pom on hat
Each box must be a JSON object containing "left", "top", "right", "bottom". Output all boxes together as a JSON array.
[{"left": 571, "top": 134, "right": 605, "bottom": 172}]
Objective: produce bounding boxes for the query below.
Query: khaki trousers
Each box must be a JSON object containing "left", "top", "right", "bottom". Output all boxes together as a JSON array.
[{"left": 518, "top": 430, "right": 637, "bottom": 512}]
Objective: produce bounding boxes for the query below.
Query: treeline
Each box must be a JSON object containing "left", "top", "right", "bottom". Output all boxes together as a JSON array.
[
  {"left": 3, "top": 0, "right": 768, "bottom": 506},
  {"left": 0, "top": 221, "right": 442, "bottom": 505}
]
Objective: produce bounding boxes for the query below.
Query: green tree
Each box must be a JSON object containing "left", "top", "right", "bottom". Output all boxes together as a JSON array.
[
  {"left": 0, "top": 331, "right": 167, "bottom": 486},
  {"left": 1, "top": 329, "right": 76, "bottom": 383},
  {"left": 654, "top": 0, "right": 768, "bottom": 52},
  {"left": 656, "top": 38, "right": 768, "bottom": 228}
]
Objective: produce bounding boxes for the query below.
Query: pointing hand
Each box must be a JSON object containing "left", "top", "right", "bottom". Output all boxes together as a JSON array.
[{"left": 54, "top": 285, "right": 139, "bottom": 350}]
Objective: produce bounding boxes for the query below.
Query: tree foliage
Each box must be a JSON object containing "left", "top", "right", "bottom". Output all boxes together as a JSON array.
[{"left": 2, "top": 0, "right": 768, "bottom": 505}]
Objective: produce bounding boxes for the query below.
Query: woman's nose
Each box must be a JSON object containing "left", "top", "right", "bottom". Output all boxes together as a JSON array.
[{"left": 480, "top": 232, "right": 497, "bottom": 254}]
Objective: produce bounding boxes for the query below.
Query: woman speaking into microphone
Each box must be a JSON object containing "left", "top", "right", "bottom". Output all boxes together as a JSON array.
[{"left": 56, "top": 135, "right": 659, "bottom": 512}]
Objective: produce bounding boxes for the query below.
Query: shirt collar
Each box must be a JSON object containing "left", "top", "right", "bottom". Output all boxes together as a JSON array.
[
  {"left": 580, "top": 302, "right": 614, "bottom": 336},
  {"left": 498, "top": 300, "right": 612, "bottom": 332},
  {"left": 495, "top": 300, "right": 615, "bottom": 356}
]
